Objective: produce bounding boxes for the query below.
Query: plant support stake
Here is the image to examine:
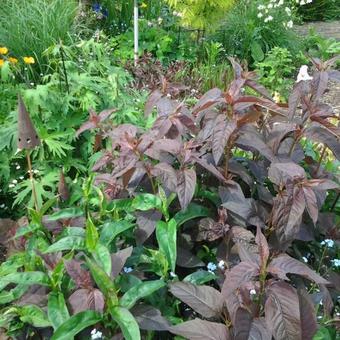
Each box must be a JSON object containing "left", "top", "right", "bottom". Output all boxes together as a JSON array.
[{"left": 134, "top": 0, "right": 139, "bottom": 66}]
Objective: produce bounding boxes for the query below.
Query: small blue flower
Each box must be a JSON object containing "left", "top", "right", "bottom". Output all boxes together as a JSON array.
[
  {"left": 320, "top": 239, "right": 334, "bottom": 248},
  {"left": 123, "top": 266, "right": 133, "bottom": 273},
  {"left": 92, "top": 3, "right": 102, "bottom": 13},
  {"left": 207, "top": 262, "right": 217, "bottom": 273},
  {"left": 331, "top": 259, "right": 340, "bottom": 267}
]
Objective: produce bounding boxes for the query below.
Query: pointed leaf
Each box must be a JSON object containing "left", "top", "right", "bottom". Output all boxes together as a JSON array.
[
  {"left": 131, "top": 304, "right": 170, "bottom": 331},
  {"left": 177, "top": 168, "right": 196, "bottom": 210},
  {"left": 111, "top": 247, "right": 133, "bottom": 279},
  {"left": 110, "top": 306, "right": 141, "bottom": 340},
  {"left": 298, "top": 289, "right": 318, "bottom": 340},
  {"left": 268, "top": 254, "right": 329, "bottom": 284},
  {"left": 68, "top": 288, "right": 105, "bottom": 314},
  {"left": 303, "top": 187, "right": 318, "bottom": 224},
  {"left": 170, "top": 318, "right": 230, "bottom": 340},
  {"left": 51, "top": 310, "right": 101, "bottom": 340},
  {"left": 120, "top": 280, "right": 165, "bottom": 309},
  {"left": 255, "top": 226, "right": 269, "bottom": 268},
  {"left": 156, "top": 219, "right": 177, "bottom": 272},
  {"left": 169, "top": 282, "right": 223, "bottom": 318},
  {"left": 265, "top": 281, "right": 301, "bottom": 340},
  {"left": 48, "top": 291, "right": 69, "bottom": 330}
]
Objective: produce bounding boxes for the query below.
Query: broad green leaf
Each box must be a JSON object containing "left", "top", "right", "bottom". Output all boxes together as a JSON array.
[
  {"left": 0, "top": 272, "right": 50, "bottom": 289},
  {"left": 47, "top": 208, "right": 83, "bottom": 221},
  {"left": 51, "top": 310, "right": 101, "bottom": 340},
  {"left": 313, "top": 327, "right": 335, "bottom": 340},
  {"left": 110, "top": 306, "right": 141, "bottom": 340},
  {"left": 120, "top": 280, "right": 165, "bottom": 309},
  {"left": 0, "top": 253, "right": 26, "bottom": 276},
  {"left": 58, "top": 227, "right": 85, "bottom": 238},
  {"left": 132, "top": 194, "right": 162, "bottom": 211},
  {"left": 44, "top": 236, "right": 85, "bottom": 253},
  {"left": 86, "top": 258, "right": 117, "bottom": 301},
  {"left": 156, "top": 219, "right": 177, "bottom": 272},
  {"left": 173, "top": 203, "right": 210, "bottom": 227},
  {"left": 107, "top": 198, "right": 133, "bottom": 211},
  {"left": 184, "top": 271, "right": 217, "bottom": 285},
  {"left": 20, "top": 305, "right": 51, "bottom": 328},
  {"left": 99, "top": 220, "right": 134, "bottom": 246},
  {"left": 85, "top": 218, "right": 99, "bottom": 251},
  {"left": 48, "top": 291, "right": 70, "bottom": 330},
  {"left": 14, "top": 223, "right": 40, "bottom": 239},
  {"left": 0, "top": 285, "right": 28, "bottom": 305},
  {"left": 93, "top": 243, "right": 112, "bottom": 275}
]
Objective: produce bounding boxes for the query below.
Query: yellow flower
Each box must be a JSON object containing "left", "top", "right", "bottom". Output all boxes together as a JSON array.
[
  {"left": 0, "top": 47, "right": 8, "bottom": 55},
  {"left": 0, "top": 59, "right": 4, "bottom": 67},
  {"left": 9, "top": 57, "right": 18, "bottom": 64},
  {"left": 23, "top": 56, "right": 35, "bottom": 64},
  {"left": 140, "top": 2, "right": 147, "bottom": 8}
]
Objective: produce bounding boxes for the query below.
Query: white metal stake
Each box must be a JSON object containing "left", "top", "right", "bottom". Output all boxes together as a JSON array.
[{"left": 134, "top": 0, "right": 139, "bottom": 66}]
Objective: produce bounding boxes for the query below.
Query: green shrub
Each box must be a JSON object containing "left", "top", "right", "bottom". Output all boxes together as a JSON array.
[
  {"left": 296, "top": 0, "right": 340, "bottom": 21},
  {"left": 0, "top": 0, "right": 79, "bottom": 74},
  {"left": 216, "top": 0, "right": 301, "bottom": 64}
]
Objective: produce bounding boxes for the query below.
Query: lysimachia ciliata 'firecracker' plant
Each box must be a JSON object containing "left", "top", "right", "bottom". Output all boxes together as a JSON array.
[
  {"left": 0, "top": 56, "right": 339, "bottom": 339},
  {"left": 75, "top": 56, "right": 340, "bottom": 339}
]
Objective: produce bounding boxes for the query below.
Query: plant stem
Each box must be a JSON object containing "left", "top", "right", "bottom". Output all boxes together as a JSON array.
[
  {"left": 315, "top": 145, "right": 327, "bottom": 176},
  {"left": 26, "top": 150, "right": 39, "bottom": 211},
  {"left": 330, "top": 192, "right": 339, "bottom": 211},
  {"left": 59, "top": 44, "right": 70, "bottom": 94}
]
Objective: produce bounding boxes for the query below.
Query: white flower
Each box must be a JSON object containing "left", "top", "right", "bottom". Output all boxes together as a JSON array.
[
  {"left": 91, "top": 328, "right": 103, "bottom": 339},
  {"left": 302, "top": 257, "right": 308, "bottom": 263},
  {"left": 0, "top": 204, "right": 5, "bottom": 209},
  {"left": 123, "top": 267, "right": 133, "bottom": 273},
  {"left": 257, "top": 12, "right": 263, "bottom": 18},
  {"left": 207, "top": 262, "right": 217, "bottom": 273},
  {"left": 250, "top": 289, "right": 256, "bottom": 296},
  {"left": 267, "top": 3, "right": 273, "bottom": 8},
  {"left": 19, "top": 176, "right": 24, "bottom": 180},
  {"left": 33, "top": 169, "right": 39, "bottom": 174},
  {"left": 16, "top": 165, "right": 20, "bottom": 170},
  {"left": 170, "top": 271, "right": 177, "bottom": 278},
  {"left": 306, "top": 0, "right": 312, "bottom": 2},
  {"left": 320, "top": 239, "right": 334, "bottom": 248},
  {"left": 264, "top": 15, "right": 273, "bottom": 22},
  {"left": 296, "top": 65, "right": 313, "bottom": 82},
  {"left": 300, "top": 0, "right": 306, "bottom": 5},
  {"left": 278, "top": 0, "right": 284, "bottom": 5},
  {"left": 257, "top": 5, "right": 265, "bottom": 10},
  {"left": 285, "top": 7, "right": 292, "bottom": 15},
  {"left": 331, "top": 259, "right": 340, "bottom": 267},
  {"left": 12, "top": 179, "right": 18, "bottom": 184},
  {"left": 157, "top": 17, "right": 163, "bottom": 24},
  {"left": 9, "top": 184, "right": 15, "bottom": 188},
  {"left": 218, "top": 260, "right": 225, "bottom": 270},
  {"left": 287, "top": 20, "right": 293, "bottom": 28}
]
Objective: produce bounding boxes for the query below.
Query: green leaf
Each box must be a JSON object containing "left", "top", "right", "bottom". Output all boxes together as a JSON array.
[
  {"left": 132, "top": 194, "right": 162, "bottom": 211},
  {"left": 20, "top": 305, "right": 51, "bottom": 328},
  {"left": 86, "top": 258, "right": 117, "bottom": 301},
  {"left": 47, "top": 208, "right": 83, "bottom": 221},
  {"left": 14, "top": 223, "right": 40, "bottom": 239},
  {"left": 99, "top": 220, "right": 134, "bottom": 246},
  {"left": 0, "top": 285, "right": 28, "bottom": 305},
  {"left": 184, "top": 271, "right": 217, "bottom": 285},
  {"left": 313, "top": 327, "right": 335, "bottom": 340},
  {"left": 58, "top": 227, "right": 85, "bottom": 238},
  {"left": 156, "top": 219, "right": 177, "bottom": 272},
  {"left": 85, "top": 217, "right": 99, "bottom": 251},
  {"left": 120, "top": 280, "right": 165, "bottom": 309},
  {"left": 251, "top": 41, "right": 265, "bottom": 62},
  {"left": 44, "top": 236, "right": 85, "bottom": 253},
  {"left": 93, "top": 243, "right": 112, "bottom": 275},
  {"left": 48, "top": 291, "right": 70, "bottom": 330},
  {"left": 110, "top": 306, "right": 141, "bottom": 340},
  {"left": 0, "top": 272, "right": 50, "bottom": 289},
  {"left": 173, "top": 203, "right": 211, "bottom": 227},
  {"left": 51, "top": 311, "right": 101, "bottom": 340}
]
